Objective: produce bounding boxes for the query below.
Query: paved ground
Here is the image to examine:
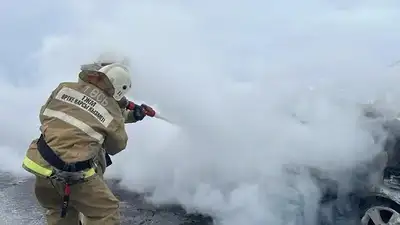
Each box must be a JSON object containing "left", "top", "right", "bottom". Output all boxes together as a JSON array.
[
  {"left": 0, "top": 171, "right": 366, "bottom": 225},
  {"left": 0, "top": 172, "right": 214, "bottom": 225}
]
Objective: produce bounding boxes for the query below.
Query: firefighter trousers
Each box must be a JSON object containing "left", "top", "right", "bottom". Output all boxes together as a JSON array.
[{"left": 34, "top": 174, "right": 120, "bottom": 225}]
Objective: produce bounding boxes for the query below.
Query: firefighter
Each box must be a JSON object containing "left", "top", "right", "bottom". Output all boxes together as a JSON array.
[{"left": 22, "top": 54, "right": 148, "bottom": 225}]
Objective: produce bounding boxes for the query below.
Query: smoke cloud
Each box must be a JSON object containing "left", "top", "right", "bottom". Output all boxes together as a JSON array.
[{"left": 1, "top": 1, "right": 400, "bottom": 224}]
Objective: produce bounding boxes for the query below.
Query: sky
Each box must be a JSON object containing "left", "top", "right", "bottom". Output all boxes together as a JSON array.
[{"left": 1, "top": 1, "right": 400, "bottom": 224}]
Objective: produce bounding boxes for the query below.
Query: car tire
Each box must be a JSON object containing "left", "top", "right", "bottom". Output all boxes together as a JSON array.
[{"left": 359, "top": 198, "right": 400, "bottom": 225}]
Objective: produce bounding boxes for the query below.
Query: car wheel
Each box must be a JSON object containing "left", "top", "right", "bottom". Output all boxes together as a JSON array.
[{"left": 360, "top": 199, "right": 400, "bottom": 225}]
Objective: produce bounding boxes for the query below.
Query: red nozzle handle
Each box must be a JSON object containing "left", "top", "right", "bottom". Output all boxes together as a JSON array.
[
  {"left": 125, "top": 100, "right": 156, "bottom": 117},
  {"left": 141, "top": 104, "right": 156, "bottom": 117},
  {"left": 126, "top": 101, "right": 135, "bottom": 110}
]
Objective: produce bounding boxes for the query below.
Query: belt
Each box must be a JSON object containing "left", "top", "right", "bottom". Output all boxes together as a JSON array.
[{"left": 36, "top": 134, "right": 92, "bottom": 172}]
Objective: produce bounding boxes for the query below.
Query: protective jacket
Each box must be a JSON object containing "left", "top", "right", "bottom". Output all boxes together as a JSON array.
[{"left": 22, "top": 71, "right": 131, "bottom": 179}]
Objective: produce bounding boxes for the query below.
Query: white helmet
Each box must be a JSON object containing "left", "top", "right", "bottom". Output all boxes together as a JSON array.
[{"left": 98, "top": 63, "right": 132, "bottom": 101}]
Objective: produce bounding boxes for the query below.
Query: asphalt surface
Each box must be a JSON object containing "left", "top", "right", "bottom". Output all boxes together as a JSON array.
[
  {"left": 0, "top": 170, "right": 366, "bottom": 225},
  {"left": 0, "top": 172, "right": 214, "bottom": 225}
]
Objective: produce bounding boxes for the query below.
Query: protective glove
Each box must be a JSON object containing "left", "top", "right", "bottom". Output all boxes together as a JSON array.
[
  {"left": 132, "top": 104, "right": 147, "bottom": 121},
  {"left": 118, "top": 96, "right": 156, "bottom": 120}
]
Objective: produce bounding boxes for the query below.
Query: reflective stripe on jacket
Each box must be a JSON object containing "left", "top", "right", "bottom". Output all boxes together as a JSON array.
[{"left": 22, "top": 77, "right": 128, "bottom": 177}]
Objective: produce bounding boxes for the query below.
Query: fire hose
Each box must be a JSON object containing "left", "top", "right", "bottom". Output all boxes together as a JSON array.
[{"left": 118, "top": 97, "right": 172, "bottom": 124}]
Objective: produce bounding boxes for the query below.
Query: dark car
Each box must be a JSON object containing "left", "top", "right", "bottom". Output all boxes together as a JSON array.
[{"left": 315, "top": 106, "right": 400, "bottom": 225}]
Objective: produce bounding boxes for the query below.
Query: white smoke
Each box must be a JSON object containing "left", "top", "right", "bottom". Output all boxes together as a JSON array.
[{"left": 1, "top": 1, "right": 400, "bottom": 224}]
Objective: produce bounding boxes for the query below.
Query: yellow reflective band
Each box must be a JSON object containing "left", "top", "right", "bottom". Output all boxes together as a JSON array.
[
  {"left": 23, "top": 156, "right": 53, "bottom": 177},
  {"left": 84, "top": 168, "right": 96, "bottom": 178},
  {"left": 23, "top": 156, "right": 96, "bottom": 178}
]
